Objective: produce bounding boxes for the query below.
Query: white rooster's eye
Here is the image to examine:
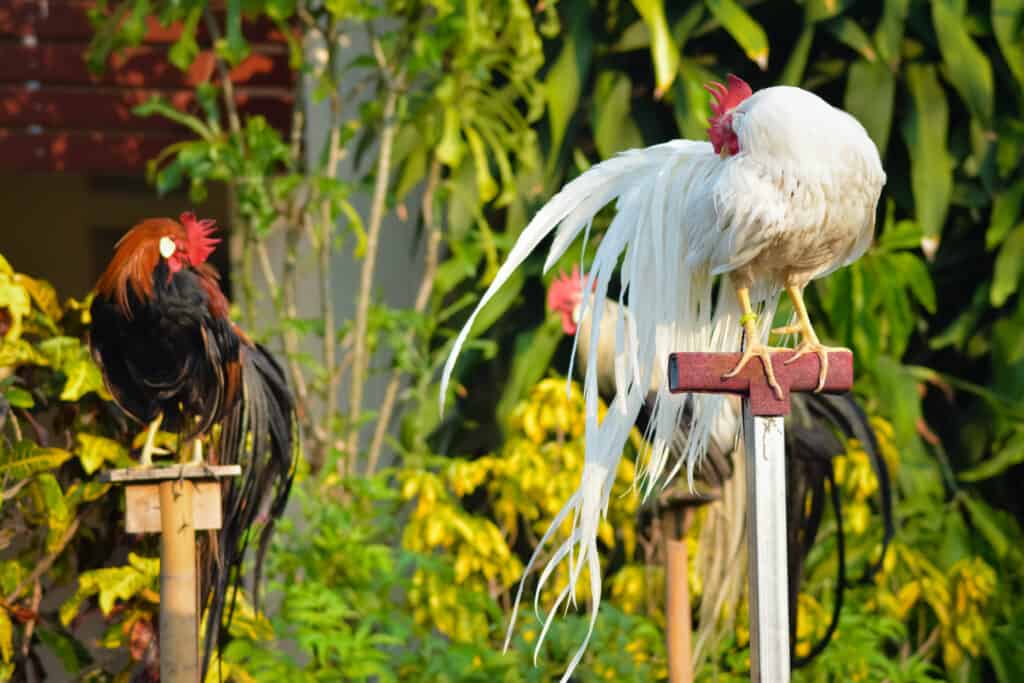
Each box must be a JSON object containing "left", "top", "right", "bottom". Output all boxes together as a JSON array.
[{"left": 158, "top": 236, "right": 176, "bottom": 258}]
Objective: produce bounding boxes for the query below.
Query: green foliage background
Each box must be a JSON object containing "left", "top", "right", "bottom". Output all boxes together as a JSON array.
[{"left": 0, "top": 0, "right": 1022, "bottom": 680}]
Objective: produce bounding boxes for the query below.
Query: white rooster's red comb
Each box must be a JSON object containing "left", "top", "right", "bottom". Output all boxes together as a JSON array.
[
  {"left": 704, "top": 74, "right": 753, "bottom": 116},
  {"left": 179, "top": 212, "right": 220, "bottom": 265}
]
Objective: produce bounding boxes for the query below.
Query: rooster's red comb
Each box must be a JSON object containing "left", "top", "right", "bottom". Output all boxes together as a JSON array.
[
  {"left": 180, "top": 212, "right": 220, "bottom": 265},
  {"left": 704, "top": 74, "right": 753, "bottom": 116}
]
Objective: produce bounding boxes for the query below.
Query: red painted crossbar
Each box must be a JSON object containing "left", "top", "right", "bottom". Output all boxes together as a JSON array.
[{"left": 666, "top": 350, "right": 853, "bottom": 416}]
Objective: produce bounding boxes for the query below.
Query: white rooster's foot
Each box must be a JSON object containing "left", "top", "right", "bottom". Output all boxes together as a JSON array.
[
  {"left": 784, "top": 341, "right": 844, "bottom": 392},
  {"left": 722, "top": 342, "right": 786, "bottom": 400}
]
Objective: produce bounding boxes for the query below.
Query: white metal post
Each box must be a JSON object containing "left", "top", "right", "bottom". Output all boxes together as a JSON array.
[{"left": 742, "top": 399, "right": 790, "bottom": 683}]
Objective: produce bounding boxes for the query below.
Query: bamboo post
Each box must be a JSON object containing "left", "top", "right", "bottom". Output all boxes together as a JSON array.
[
  {"left": 667, "top": 350, "right": 854, "bottom": 683},
  {"left": 101, "top": 465, "right": 242, "bottom": 683},
  {"left": 160, "top": 479, "right": 198, "bottom": 681}
]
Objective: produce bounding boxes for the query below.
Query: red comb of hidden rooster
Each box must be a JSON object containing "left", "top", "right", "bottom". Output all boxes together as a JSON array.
[{"left": 180, "top": 212, "right": 220, "bottom": 265}]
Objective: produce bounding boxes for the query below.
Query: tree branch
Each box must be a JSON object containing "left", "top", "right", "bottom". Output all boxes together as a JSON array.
[
  {"left": 365, "top": 159, "right": 442, "bottom": 475},
  {"left": 203, "top": 8, "right": 244, "bottom": 142},
  {"left": 344, "top": 63, "right": 402, "bottom": 467}
]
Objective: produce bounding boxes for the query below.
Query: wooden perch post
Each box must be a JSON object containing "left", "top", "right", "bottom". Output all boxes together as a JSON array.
[
  {"left": 667, "top": 350, "right": 853, "bottom": 683},
  {"left": 101, "top": 465, "right": 241, "bottom": 683}
]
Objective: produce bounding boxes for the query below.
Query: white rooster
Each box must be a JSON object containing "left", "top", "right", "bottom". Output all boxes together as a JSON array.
[{"left": 440, "top": 74, "right": 886, "bottom": 677}]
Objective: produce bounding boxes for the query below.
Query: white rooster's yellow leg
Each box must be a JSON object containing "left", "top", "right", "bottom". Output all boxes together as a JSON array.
[
  {"left": 774, "top": 285, "right": 844, "bottom": 391},
  {"left": 722, "top": 286, "right": 785, "bottom": 400},
  {"left": 138, "top": 414, "right": 169, "bottom": 467}
]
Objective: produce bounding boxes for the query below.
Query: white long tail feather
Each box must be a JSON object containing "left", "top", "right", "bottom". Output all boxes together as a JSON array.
[{"left": 442, "top": 140, "right": 784, "bottom": 680}]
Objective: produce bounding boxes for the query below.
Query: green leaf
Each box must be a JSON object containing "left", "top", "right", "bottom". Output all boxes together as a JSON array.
[
  {"left": 844, "top": 60, "right": 895, "bottom": 154},
  {"left": 902, "top": 64, "right": 952, "bottom": 251},
  {"left": 76, "top": 434, "right": 127, "bottom": 475},
  {"left": 825, "top": 18, "right": 877, "bottom": 62},
  {"left": 0, "top": 441, "right": 72, "bottom": 479},
  {"left": 780, "top": 26, "right": 815, "bottom": 86},
  {"left": 220, "top": 0, "right": 249, "bottom": 64},
  {"left": 592, "top": 72, "right": 644, "bottom": 159},
  {"left": 34, "top": 473, "right": 71, "bottom": 551},
  {"left": 133, "top": 96, "right": 213, "bottom": 140},
  {"left": 0, "top": 608, "right": 10, "bottom": 664},
  {"left": 630, "top": 0, "right": 679, "bottom": 96},
  {"left": 874, "top": 0, "right": 909, "bottom": 69},
  {"left": 932, "top": 0, "right": 995, "bottom": 128},
  {"left": 991, "top": 224, "right": 1024, "bottom": 306},
  {"left": 960, "top": 495, "right": 1023, "bottom": 563},
  {"left": 888, "top": 252, "right": 936, "bottom": 314},
  {"left": 993, "top": 0, "right": 1024, "bottom": 87},
  {"left": 544, "top": 30, "right": 590, "bottom": 163},
  {"left": 167, "top": 6, "right": 201, "bottom": 70},
  {"left": 4, "top": 387, "right": 33, "bottom": 409},
  {"left": 959, "top": 431, "right": 1024, "bottom": 481},
  {"left": 465, "top": 127, "right": 498, "bottom": 203},
  {"left": 987, "top": 180, "right": 1024, "bottom": 249},
  {"left": 704, "top": 0, "right": 769, "bottom": 69},
  {"left": 495, "top": 318, "right": 564, "bottom": 426},
  {"left": 36, "top": 627, "right": 93, "bottom": 675}
]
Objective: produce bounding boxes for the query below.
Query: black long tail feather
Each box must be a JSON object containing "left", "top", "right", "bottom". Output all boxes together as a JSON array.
[
  {"left": 786, "top": 392, "right": 894, "bottom": 666},
  {"left": 200, "top": 343, "right": 297, "bottom": 675}
]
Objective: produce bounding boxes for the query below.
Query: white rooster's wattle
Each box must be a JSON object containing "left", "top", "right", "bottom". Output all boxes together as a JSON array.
[{"left": 440, "top": 74, "right": 886, "bottom": 678}]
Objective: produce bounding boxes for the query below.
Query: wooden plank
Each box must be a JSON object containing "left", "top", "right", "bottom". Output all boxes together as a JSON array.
[
  {"left": 0, "top": 1, "right": 288, "bottom": 44},
  {"left": 0, "top": 85, "right": 293, "bottom": 131},
  {"left": 125, "top": 481, "right": 224, "bottom": 533},
  {"left": 743, "top": 402, "right": 790, "bottom": 683},
  {"left": 0, "top": 44, "right": 292, "bottom": 88},
  {"left": 0, "top": 129, "right": 182, "bottom": 172},
  {"left": 666, "top": 350, "right": 853, "bottom": 416},
  {"left": 102, "top": 464, "right": 241, "bottom": 483}
]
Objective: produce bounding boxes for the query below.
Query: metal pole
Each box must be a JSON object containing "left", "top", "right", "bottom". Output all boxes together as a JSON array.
[
  {"left": 159, "top": 479, "right": 199, "bottom": 683},
  {"left": 742, "top": 399, "right": 790, "bottom": 683}
]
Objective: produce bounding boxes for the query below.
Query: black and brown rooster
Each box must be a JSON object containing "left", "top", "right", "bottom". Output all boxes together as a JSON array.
[{"left": 88, "top": 212, "right": 297, "bottom": 672}]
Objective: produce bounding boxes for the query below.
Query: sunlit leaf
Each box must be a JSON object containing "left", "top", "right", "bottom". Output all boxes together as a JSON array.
[
  {"left": 76, "top": 434, "right": 127, "bottom": 475},
  {"left": 902, "top": 64, "right": 953, "bottom": 252},
  {"left": 0, "top": 609, "right": 11, "bottom": 664},
  {"left": 705, "top": 0, "right": 769, "bottom": 69},
  {"left": 630, "top": 0, "right": 679, "bottom": 97}
]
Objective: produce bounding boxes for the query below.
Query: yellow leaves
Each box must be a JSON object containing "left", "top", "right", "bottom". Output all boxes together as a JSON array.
[
  {"left": 609, "top": 564, "right": 662, "bottom": 618},
  {"left": 76, "top": 434, "right": 129, "bottom": 475},
  {"left": 60, "top": 553, "right": 160, "bottom": 627},
  {"left": 0, "top": 271, "right": 31, "bottom": 343},
  {"left": 0, "top": 607, "right": 11, "bottom": 665},
  {"left": 0, "top": 441, "right": 72, "bottom": 480},
  {"left": 793, "top": 593, "right": 829, "bottom": 659}
]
